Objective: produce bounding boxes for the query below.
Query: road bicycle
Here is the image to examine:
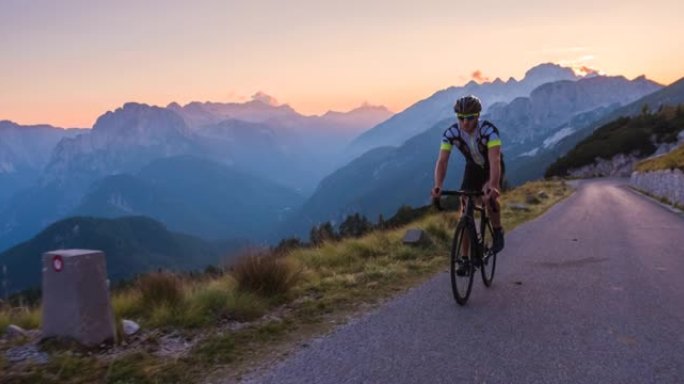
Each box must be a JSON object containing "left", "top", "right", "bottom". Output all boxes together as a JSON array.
[{"left": 435, "top": 190, "right": 498, "bottom": 305}]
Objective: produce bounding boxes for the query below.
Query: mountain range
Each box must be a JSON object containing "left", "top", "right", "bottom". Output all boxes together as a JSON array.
[
  {"left": 282, "top": 73, "right": 664, "bottom": 238},
  {"left": 0, "top": 100, "right": 390, "bottom": 253},
  {"left": 345, "top": 63, "right": 580, "bottom": 160},
  {"left": 2, "top": 63, "right": 682, "bottom": 286}
]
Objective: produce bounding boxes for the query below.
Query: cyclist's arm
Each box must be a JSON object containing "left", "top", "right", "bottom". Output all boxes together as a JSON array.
[
  {"left": 434, "top": 149, "right": 451, "bottom": 190},
  {"left": 484, "top": 123, "right": 502, "bottom": 191},
  {"left": 487, "top": 145, "right": 501, "bottom": 190}
]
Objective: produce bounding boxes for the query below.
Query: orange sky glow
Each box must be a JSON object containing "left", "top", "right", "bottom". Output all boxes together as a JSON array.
[{"left": 1, "top": 0, "right": 683, "bottom": 128}]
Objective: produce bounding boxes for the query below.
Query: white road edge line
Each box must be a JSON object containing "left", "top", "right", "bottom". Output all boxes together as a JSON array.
[{"left": 623, "top": 184, "right": 684, "bottom": 217}]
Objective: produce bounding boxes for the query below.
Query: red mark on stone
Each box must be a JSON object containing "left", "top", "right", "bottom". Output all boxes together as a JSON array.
[{"left": 52, "top": 255, "right": 64, "bottom": 272}]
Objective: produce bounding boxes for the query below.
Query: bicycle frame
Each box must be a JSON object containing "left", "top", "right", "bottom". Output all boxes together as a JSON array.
[{"left": 439, "top": 191, "right": 489, "bottom": 260}]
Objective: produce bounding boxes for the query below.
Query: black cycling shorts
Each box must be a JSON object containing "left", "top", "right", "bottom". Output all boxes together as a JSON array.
[{"left": 461, "top": 160, "right": 506, "bottom": 191}]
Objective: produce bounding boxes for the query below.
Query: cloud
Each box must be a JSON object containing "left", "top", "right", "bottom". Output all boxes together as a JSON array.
[
  {"left": 576, "top": 65, "right": 601, "bottom": 76},
  {"left": 556, "top": 54, "right": 605, "bottom": 77},
  {"left": 471, "top": 70, "right": 490, "bottom": 83},
  {"left": 251, "top": 91, "right": 279, "bottom": 106}
]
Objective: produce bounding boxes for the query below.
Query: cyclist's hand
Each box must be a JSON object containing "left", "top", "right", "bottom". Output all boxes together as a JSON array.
[
  {"left": 485, "top": 185, "right": 500, "bottom": 201},
  {"left": 431, "top": 186, "right": 442, "bottom": 199}
]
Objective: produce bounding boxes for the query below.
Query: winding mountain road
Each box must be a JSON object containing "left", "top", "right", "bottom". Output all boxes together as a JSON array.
[{"left": 243, "top": 178, "right": 684, "bottom": 384}]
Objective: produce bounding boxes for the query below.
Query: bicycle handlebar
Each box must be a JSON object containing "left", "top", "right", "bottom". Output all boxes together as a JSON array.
[
  {"left": 440, "top": 190, "right": 484, "bottom": 197},
  {"left": 432, "top": 190, "right": 497, "bottom": 212}
]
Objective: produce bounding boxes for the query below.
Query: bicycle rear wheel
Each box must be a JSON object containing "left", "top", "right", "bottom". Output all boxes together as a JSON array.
[
  {"left": 450, "top": 220, "right": 476, "bottom": 305},
  {"left": 480, "top": 220, "right": 497, "bottom": 287}
]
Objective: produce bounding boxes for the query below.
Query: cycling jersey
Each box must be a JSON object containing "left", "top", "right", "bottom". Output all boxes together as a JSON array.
[{"left": 440, "top": 120, "right": 502, "bottom": 168}]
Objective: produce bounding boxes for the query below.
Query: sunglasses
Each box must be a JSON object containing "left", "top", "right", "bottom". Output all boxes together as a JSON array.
[{"left": 457, "top": 113, "right": 479, "bottom": 121}]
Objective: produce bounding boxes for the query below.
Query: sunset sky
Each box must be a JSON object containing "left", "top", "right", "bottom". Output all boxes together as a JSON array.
[{"left": 1, "top": 0, "right": 683, "bottom": 128}]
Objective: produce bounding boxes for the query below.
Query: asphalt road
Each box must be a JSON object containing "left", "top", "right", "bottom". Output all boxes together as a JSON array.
[{"left": 243, "top": 178, "right": 684, "bottom": 384}]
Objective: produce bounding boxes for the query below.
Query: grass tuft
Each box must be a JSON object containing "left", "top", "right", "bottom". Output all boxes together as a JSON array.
[
  {"left": 424, "top": 220, "right": 451, "bottom": 245},
  {"left": 112, "top": 290, "right": 144, "bottom": 319},
  {"left": 190, "top": 285, "right": 230, "bottom": 317},
  {"left": 231, "top": 248, "right": 300, "bottom": 296},
  {"left": 192, "top": 333, "right": 236, "bottom": 365},
  {"left": 147, "top": 303, "right": 176, "bottom": 328},
  {"left": 105, "top": 352, "right": 160, "bottom": 384},
  {"left": 0, "top": 310, "right": 10, "bottom": 336},
  {"left": 225, "top": 291, "right": 268, "bottom": 322},
  {"left": 341, "top": 240, "right": 385, "bottom": 259},
  {"left": 0, "top": 306, "right": 42, "bottom": 331},
  {"left": 137, "top": 272, "right": 184, "bottom": 308}
]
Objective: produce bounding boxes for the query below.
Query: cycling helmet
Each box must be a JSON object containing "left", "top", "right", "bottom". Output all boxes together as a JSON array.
[{"left": 453, "top": 95, "right": 482, "bottom": 114}]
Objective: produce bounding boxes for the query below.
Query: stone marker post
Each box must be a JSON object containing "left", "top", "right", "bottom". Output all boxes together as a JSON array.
[
  {"left": 42, "top": 249, "right": 116, "bottom": 346},
  {"left": 403, "top": 228, "right": 429, "bottom": 246}
]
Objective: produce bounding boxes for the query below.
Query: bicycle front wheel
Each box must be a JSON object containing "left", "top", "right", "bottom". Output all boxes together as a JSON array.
[
  {"left": 480, "top": 220, "right": 497, "bottom": 287},
  {"left": 450, "top": 220, "right": 476, "bottom": 305}
]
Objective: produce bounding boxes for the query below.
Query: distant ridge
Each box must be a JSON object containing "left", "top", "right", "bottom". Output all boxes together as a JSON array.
[{"left": 0, "top": 215, "right": 245, "bottom": 293}]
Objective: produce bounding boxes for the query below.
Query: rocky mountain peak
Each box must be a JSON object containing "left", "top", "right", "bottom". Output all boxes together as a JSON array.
[
  {"left": 523, "top": 63, "right": 578, "bottom": 83},
  {"left": 93, "top": 103, "right": 189, "bottom": 138}
]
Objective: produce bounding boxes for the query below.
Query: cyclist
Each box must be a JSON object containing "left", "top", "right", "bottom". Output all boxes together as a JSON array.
[{"left": 431, "top": 95, "right": 505, "bottom": 269}]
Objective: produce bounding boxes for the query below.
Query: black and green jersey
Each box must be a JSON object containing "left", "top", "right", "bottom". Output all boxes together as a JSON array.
[{"left": 440, "top": 120, "right": 502, "bottom": 168}]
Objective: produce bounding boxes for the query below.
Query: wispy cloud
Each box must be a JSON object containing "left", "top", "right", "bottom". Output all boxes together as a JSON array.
[
  {"left": 471, "top": 70, "right": 490, "bottom": 83},
  {"left": 557, "top": 55, "right": 604, "bottom": 77},
  {"left": 251, "top": 91, "right": 279, "bottom": 106},
  {"left": 575, "top": 65, "right": 602, "bottom": 76}
]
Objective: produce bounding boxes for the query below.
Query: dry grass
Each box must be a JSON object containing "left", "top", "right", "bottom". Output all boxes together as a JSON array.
[
  {"left": 137, "top": 271, "right": 184, "bottom": 308},
  {"left": 224, "top": 292, "right": 268, "bottom": 321},
  {"left": 0, "top": 305, "right": 41, "bottom": 335},
  {"left": 498, "top": 180, "right": 571, "bottom": 229},
  {"left": 185, "top": 282, "right": 267, "bottom": 322},
  {"left": 230, "top": 248, "right": 300, "bottom": 297},
  {"left": 111, "top": 289, "right": 144, "bottom": 319},
  {"left": 635, "top": 144, "right": 684, "bottom": 172},
  {"left": 107, "top": 269, "right": 270, "bottom": 329}
]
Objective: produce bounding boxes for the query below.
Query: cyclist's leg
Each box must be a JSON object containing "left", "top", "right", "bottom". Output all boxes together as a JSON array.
[
  {"left": 487, "top": 197, "right": 502, "bottom": 228},
  {"left": 485, "top": 159, "right": 506, "bottom": 252},
  {"left": 459, "top": 196, "right": 470, "bottom": 257},
  {"left": 484, "top": 159, "right": 504, "bottom": 226},
  {"left": 460, "top": 163, "right": 486, "bottom": 258}
]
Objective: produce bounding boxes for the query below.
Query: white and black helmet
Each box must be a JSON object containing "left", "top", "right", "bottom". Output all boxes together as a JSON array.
[{"left": 453, "top": 95, "right": 482, "bottom": 114}]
